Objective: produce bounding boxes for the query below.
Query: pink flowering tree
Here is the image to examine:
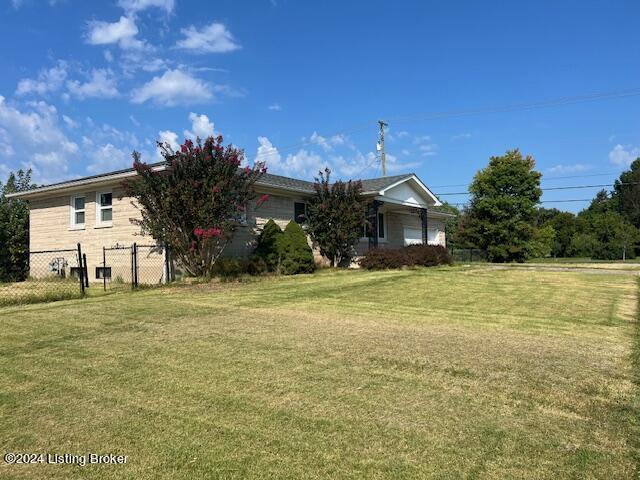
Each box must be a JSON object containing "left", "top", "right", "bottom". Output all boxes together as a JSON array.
[{"left": 125, "top": 135, "right": 268, "bottom": 277}]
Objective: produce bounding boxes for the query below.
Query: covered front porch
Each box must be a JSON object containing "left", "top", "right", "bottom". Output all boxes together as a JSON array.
[{"left": 355, "top": 174, "right": 449, "bottom": 255}]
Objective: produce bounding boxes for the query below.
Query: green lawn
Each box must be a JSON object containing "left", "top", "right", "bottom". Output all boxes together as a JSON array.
[{"left": 0, "top": 267, "right": 638, "bottom": 479}]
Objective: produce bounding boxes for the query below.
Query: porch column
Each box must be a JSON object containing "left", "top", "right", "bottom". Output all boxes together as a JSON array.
[
  {"left": 420, "top": 207, "right": 428, "bottom": 245},
  {"left": 367, "top": 200, "right": 382, "bottom": 248}
]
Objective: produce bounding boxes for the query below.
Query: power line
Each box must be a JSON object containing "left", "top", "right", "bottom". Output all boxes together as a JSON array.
[
  {"left": 253, "top": 87, "right": 640, "bottom": 162},
  {"left": 386, "top": 87, "right": 640, "bottom": 126},
  {"left": 447, "top": 198, "right": 595, "bottom": 206},
  {"left": 436, "top": 181, "right": 640, "bottom": 196},
  {"left": 431, "top": 172, "right": 622, "bottom": 189}
]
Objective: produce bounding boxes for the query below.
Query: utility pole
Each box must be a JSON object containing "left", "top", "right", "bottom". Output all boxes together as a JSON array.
[{"left": 377, "top": 120, "right": 388, "bottom": 177}]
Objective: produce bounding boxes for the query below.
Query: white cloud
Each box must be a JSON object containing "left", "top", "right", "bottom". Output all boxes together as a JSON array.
[
  {"left": 66, "top": 69, "right": 119, "bottom": 99},
  {"left": 0, "top": 96, "right": 78, "bottom": 182},
  {"left": 282, "top": 149, "right": 329, "bottom": 178},
  {"left": 257, "top": 137, "right": 330, "bottom": 177},
  {"left": 256, "top": 136, "right": 281, "bottom": 165},
  {"left": 418, "top": 143, "right": 437, "bottom": 157},
  {"left": 86, "top": 16, "right": 147, "bottom": 51},
  {"left": 157, "top": 130, "right": 178, "bottom": 159},
  {"left": 85, "top": 142, "right": 131, "bottom": 174},
  {"left": 62, "top": 114, "right": 79, "bottom": 129},
  {"left": 158, "top": 130, "right": 178, "bottom": 149},
  {"left": 609, "top": 144, "right": 640, "bottom": 166},
  {"left": 16, "top": 61, "right": 68, "bottom": 96},
  {"left": 184, "top": 112, "right": 215, "bottom": 140},
  {"left": 117, "top": 0, "right": 174, "bottom": 14},
  {"left": 309, "top": 132, "right": 347, "bottom": 152},
  {"left": 99, "top": 123, "right": 139, "bottom": 147},
  {"left": 131, "top": 69, "right": 213, "bottom": 106},
  {"left": 451, "top": 133, "right": 472, "bottom": 141},
  {"left": 267, "top": 103, "right": 282, "bottom": 111},
  {"left": 546, "top": 164, "right": 592, "bottom": 174},
  {"left": 176, "top": 22, "right": 240, "bottom": 53},
  {"left": 413, "top": 135, "right": 432, "bottom": 144},
  {"left": 255, "top": 136, "right": 413, "bottom": 179}
]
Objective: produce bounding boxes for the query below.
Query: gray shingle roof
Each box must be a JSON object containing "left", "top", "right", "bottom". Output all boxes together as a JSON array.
[
  {"left": 256, "top": 173, "right": 315, "bottom": 193},
  {"left": 257, "top": 172, "right": 414, "bottom": 195},
  {"left": 359, "top": 174, "right": 414, "bottom": 193},
  {"left": 7, "top": 161, "right": 417, "bottom": 199}
]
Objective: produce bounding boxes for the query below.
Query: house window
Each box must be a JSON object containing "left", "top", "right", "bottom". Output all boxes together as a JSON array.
[
  {"left": 294, "top": 202, "right": 307, "bottom": 224},
  {"left": 70, "top": 195, "right": 86, "bottom": 228},
  {"left": 69, "top": 267, "right": 83, "bottom": 279},
  {"left": 362, "top": 213, "right": 385, "bottom": 239},
  {"left": 96, "top": 191, "right": 113, "bottom": 226},
  {"left": 96, "top": 267, "right": 112, "bottom": 279}
]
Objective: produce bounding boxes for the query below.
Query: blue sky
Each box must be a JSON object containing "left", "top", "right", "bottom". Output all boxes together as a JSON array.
[{"left": 0, "top": 0, "right": 639, "bottom": 211}]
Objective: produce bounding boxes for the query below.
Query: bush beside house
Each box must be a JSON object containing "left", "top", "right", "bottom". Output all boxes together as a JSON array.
[
  {"left": 249, "top": 219, "right": 316, "bottom": 276},
  {"left": 253, "top": 219, "right": 284, "bottom": 271},
  {"left": 278, "top": 221, "right": 316, "bottom": 275},
  {"left": 359, "top": 245, "right": 452, "bottom": 270}
]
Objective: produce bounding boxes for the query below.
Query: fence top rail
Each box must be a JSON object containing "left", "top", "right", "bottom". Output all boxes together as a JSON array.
[
  {"left": 103, "top": 246, "right": 133, "bottom": 251},
  {"left": 30, "top": 248, "right": 78, "bottom": 254}
]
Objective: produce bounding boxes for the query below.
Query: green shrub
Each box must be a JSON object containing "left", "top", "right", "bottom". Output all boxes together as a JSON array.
[
  {"left": 405, "top": 245, "right": 453, "bottom": 266},
  {"left": 359, "top": 245, "right": 452, "bottom": 270},
  {"left": 278, "top": 221, "right": 316, "bottom": 275},
  {"left": 212, "top": 258, "right": 246, "bottom": 278},
  {"left": 254, "top": 219, "right": 284, "bottom": 272}
]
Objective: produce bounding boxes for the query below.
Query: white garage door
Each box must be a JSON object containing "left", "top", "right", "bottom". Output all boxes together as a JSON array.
[
  {"left": 403, "top": 228, "right": 422, "bottom": 246},
  {"left": 403, "top": 228, "right": 439, "bottom": 246}
]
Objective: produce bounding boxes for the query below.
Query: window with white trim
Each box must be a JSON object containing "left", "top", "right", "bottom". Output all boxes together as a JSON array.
[
  {"left": 70, "top": 195, "right": 86, "bottom": 228},
  {"left": 362, "top": 213, "right": 385, "bottom": 239},
  {"left": 96, "top": 191, "right": 113, "bottom": 226}
]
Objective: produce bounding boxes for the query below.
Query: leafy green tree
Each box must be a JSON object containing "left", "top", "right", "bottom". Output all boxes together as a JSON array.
[
  {"left": 612, "top": 157, "right": 640, "bottom": 227},
  {"left": 305, "top": 168, "right": 365, "bottom": 267},
  {"left": 586, "top": 189, "right": 614, "bottom": 214},
  {"left": 278, "top": 221, "right": 316, "bottom": 274},
  {"left": 528, "top": 224, "right": 556, "bottom": 258},
  {"left": 0, "top": 169, "right": 35, "bottom": 282},
  {"left": 571, "top": 209, "right": 639, "bottom": 260},
  {"left": 568, "top": 232, "right": 598, "bottom": 258},
  {"left": 465, "top": 149, "right": 542, "bottom": 262},
  {"left": 254, "top": 219, "right": 284, "bottom": 272},
  {"left": 536, "top": 208, "right": 577, "bottom": 257},
  {"left": 125, "top": 136, "right": 267, "bottom": 277}
]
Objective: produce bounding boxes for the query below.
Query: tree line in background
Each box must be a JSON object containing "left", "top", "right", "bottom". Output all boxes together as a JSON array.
[
  {"left": 0, "top": 170, "right": 34, "bottom": 282},
  {"left": 446, "top": 151, "right": 640, "bottom": 262}
]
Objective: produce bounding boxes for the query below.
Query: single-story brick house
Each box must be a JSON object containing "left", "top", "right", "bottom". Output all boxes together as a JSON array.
[{"left": 8, "top": 163, "right": 451, "bottom": 282}]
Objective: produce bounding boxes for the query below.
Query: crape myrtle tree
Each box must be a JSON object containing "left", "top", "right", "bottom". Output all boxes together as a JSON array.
[
  {"left": 465, "top": 149, "right": 542, "bottom": 262},
  {"left": 125, "top": 136, "right": 268, "bottom": 277},
  {"left": 305, "top": 168, "right": 365, "bottom": 267}
]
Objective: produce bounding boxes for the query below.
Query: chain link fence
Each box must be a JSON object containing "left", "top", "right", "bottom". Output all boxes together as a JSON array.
[
  {"left": 135, "top": 244, "right": 166, "bottom": 286},
  {"left": 0, "top": 242, "right": 170, "bottom": 307},
  {"left": 0, "top": 246, "right": 85, "bottom": 307},
  {"left": 101, "top": 243, "right": 168, "bottom": 291},
  {"left": 101, "top": 245, "right": 135, "bottom": 291},
  {"left": 450, "top": 248, "right": 487, "bottom": 263}
]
